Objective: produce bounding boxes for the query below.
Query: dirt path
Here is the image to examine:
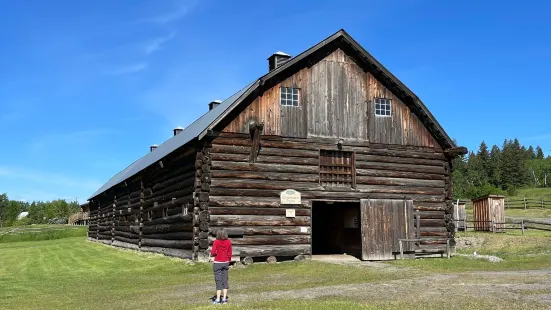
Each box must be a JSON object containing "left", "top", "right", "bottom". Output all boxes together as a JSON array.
[{"left": 230, "top": 269, "right": 551, "bottom": 308}]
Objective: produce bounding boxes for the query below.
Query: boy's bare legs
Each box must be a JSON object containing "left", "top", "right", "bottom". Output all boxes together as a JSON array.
[
  {"left": 223, "top": 289, "right": 228, "bottom": 300},
  {"left": 216, "top": 290, "right": 222, "bottom": 301}
]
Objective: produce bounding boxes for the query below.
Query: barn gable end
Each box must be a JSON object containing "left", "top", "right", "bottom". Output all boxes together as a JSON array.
[{"left": 222, "top": 48, "right": 439, "bottom": 147}]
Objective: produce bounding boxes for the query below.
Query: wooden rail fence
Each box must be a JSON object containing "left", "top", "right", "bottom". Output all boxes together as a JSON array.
[
  {"left": 504, "top": 197, "right": 551, "bottom": 210},
  {"left": 453, "top": 219, "right": 551, "bottom": 234}
]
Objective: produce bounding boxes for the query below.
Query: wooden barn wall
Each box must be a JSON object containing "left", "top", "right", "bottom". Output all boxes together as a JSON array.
[
  {"left": 87, "top": 146, "right": 198, "bottom": 260},
  {"left": 140, "top": 151, "right": 196, "bottom": 259},
  {"left": 222, "top": 48, "right": 438, "bottom": 147},
  {"left": 87, "top": 200, "right": 99, "bottom": 239},
  {"left": 367, "top": 73, "right": 438, "bottom": 147},
  {"left": 205, "top": 133, "right": 453, "bottom": 258},
  {"left": 112, "top": 180, "right": 142, "bottom": 250}
]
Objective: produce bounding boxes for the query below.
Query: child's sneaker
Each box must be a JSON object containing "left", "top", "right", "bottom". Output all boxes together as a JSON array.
[
  {"left": 221, "top": 298, "right": 228, "bottom": 304},
  {"left": 212, "top": 299, "right": 221, "bottom": 305}
]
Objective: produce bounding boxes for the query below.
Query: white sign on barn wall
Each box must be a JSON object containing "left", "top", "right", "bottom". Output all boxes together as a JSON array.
[
  {"left": 285, "top": 209, "right": 296, "bottom": 218},
  {"left": 280, "top": 189, "right": 301, "bottom": 204}
]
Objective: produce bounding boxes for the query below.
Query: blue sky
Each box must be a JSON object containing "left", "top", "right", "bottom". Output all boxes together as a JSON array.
[{"left": 1, "top": 0, "right": 550, "bottom": 203}]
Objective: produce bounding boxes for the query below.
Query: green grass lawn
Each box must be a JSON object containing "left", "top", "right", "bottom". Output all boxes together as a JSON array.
[
  {"left": 390, "top": 230, "right": 551, "bottom": 273},
  {"left": 2, "top": 229, "right": 551, "bottom": 309},
  {"left": 0, "top": 225, "right": 87, "bottom": 243},
  {"left": 517, "top": 187, "right": 551, "bottom": 197},
  {"left": 0, "top": 236, "right": 414, "bottom": 310}
]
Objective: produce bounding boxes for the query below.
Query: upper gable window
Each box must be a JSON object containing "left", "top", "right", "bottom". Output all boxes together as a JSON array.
[
  {"left": 280, "top": 87, "right": 299, "bottom": 107},
  {"left": 375, "top": 98, "right": 391, "bottom": 117}
]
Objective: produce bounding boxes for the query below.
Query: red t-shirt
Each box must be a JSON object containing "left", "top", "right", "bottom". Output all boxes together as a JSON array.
[{"left": 211, "top": 239, "right": 232, "bottom": 263}]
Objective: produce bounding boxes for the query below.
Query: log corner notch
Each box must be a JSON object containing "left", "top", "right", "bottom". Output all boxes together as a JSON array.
[
  {"left": 194, "top": 140, "right": 213, "bottom": 262},
  {"left": 249, "top": 121, "right": 264, "bottom": 163},
  {"left": 442, "top": 146, "right": 468, "bottom": 250},
  {"left": 444, "top": 146, "right": 468, "bottom": 158}
]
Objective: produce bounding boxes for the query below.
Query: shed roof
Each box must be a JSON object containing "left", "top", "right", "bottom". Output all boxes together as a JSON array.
[
  {"left": 471, "top": 195, "right": 506, "bottom": 202},
  {"left": 89, "top": 29, "right": 463, "bottom": 200}
]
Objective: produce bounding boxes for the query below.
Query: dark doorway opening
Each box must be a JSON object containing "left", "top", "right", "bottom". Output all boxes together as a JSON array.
[{"left": 311, "top": 201, "right": 362, "bottom": 258}]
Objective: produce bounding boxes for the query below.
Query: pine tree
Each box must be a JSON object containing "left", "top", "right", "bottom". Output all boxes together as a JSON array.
[
  {"left": 478, "top": 141, "right": 490, "bottom": 181},
  {"left": 536, "top": 146, "right": 545, "bottom": 160},
  {"left": 488, "top": 144, "right": 501, "bottom": 187},
  {"left": 467, "top": 152, "right": 486, "bottom": 186},
  {"left": 451, "top": 154, "right": 469, "bottom": 198},
  {"left": 527, "top": 146, "right": 536, "bottom": 159}
]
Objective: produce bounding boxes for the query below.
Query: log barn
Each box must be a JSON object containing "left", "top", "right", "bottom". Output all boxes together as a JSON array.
[{"left": 87, "top": 29, "right": 467, "bottom": 262}]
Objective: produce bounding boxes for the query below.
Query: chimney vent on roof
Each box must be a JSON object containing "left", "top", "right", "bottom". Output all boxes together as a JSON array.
[
  {"left": 209, "top": 99, "right": 222, "bottom": 111},
  {"left": 150, "top": 144, "right": 158, "bottom": 152},
  {"left": 268, "top": 51, "right": 292, "bottom": 71},
  {"left": 173, "top": 126, "right": 184, "bottom": 136}
]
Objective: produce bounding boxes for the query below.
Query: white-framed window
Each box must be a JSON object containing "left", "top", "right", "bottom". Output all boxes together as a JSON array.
[
  {"left": 280, "top": 87, "right": 299, "bottom": 107},
  {"left": 375, "top": 98, "right": 391, "bottom": 116}
]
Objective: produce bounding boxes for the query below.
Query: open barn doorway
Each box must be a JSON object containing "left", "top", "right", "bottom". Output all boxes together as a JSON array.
[{"left": 311, "top": 201, "right": 362, "bottom": 259}]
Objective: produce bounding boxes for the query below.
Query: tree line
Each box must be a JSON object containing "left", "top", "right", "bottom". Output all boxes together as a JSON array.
[
  {"left": 0, "top": 193, "right": 80, "bottom": 227},
  {"left": 452, "top": 139, "right": 550, "bottom": 199}
]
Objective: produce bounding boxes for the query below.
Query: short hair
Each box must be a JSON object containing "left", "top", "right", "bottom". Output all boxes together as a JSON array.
[{"left": 216, "top": 228, "right": 228, "bottom": 240}]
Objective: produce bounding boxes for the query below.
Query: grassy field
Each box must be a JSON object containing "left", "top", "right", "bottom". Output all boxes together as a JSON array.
[
  {"left": 2, "top": 228, "right": 551, "bottom": 309},
  {"left": 0, "top": 225, "right": 87, "bottom": 243},
  {"left": 517, "top": 187, "right": 551, "bottom": 197}
]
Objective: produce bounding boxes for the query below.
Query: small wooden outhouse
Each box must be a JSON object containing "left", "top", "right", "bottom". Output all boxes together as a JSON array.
[
  {"left": 471, "top": 195, "right": 505, "bottom": 232},
  {"left": 452, "top": 200, "right": 467, "bottom": 231}
]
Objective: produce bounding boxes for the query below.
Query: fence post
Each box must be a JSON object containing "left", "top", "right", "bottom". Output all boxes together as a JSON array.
[
  {"left": 521, "top": 219, "right": 525, "bottom": 235},
  {"left": 524, "top": 196, "right": 527, "bottom": 210},
  {"left": 490, "top": 220, "right": 494, "bottom": 233},
  {"left": 415, "top": 211, "right": 420, "bottom": 239},
  {"left": 399, "top": 240, "right": 404, "bottom": 259},
  {"left": 542, "top": 198, "right": 544, "bottom": 210}
]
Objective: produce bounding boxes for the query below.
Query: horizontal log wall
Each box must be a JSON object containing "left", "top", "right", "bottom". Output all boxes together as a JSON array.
[
  {"left": 87, "top": 145, "right": 198, "bottom": 260},
  {"left": 140, "top": 151, "right": 196, "bottom": 259},
  {"left": 209, "top": 133, "right": 451, "bottom": 258}
]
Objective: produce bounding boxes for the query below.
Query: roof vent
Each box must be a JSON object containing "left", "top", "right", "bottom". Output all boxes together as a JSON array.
[
  {"left": 209, "top": 99, "right": 222, "bottom": 111},
  {"left": 173, "top": 126, "right": 184, "bottom": 136},
  {"left": 150, "top": 144, "right": 158, "bottom": 152},
  {"left": 268, "top": 51, "right": 291, "bottom": 71}
]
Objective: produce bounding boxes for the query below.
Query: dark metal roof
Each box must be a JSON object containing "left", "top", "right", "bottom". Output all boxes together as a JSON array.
[{"left": 89, "top": 81, "right": 256, "bottom": 199}]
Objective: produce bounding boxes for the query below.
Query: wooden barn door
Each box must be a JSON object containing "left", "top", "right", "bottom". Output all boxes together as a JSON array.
[{"left": 360, "top": 199, "right": 414, "bottom": 260}]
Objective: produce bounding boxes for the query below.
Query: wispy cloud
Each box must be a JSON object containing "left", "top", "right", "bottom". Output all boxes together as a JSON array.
[
  {"left": 30, "top": 129, "right": 117, "bottom": 152},
  {"left": 0, "top": 99, "right": 36, "bottom": 125},
  {"left": 106, "top": 62, "right": 148, "bottom": 75},
  {"left": 136, "top": 1, "right": 193, "bottom": 24},
  {"left": 526, "top": 133, "right": 551, "bottom": 141},
  {"left": 0, "top": 166, "right": 102, "bottom": 192},
  {"left": 145, "top": 31, "right": 177, "bottom": 55}
]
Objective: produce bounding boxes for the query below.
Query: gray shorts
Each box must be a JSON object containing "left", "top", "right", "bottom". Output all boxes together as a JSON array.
[{"left": 213, "top": 262, "right": 229, "bottom": 290}]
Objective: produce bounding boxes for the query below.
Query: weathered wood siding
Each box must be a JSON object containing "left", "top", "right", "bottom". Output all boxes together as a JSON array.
[
  {"left": 87, "top": 146, "right": 198, "bottom": 260},
  {"left": 222, "top": 48, "right": 437, "bottom": 147},
  {"left": 112, "top": 181, "right": 141, "bottom": 249},
  {"left": 205, "top": 133, "right": 452, "bottom": 258},
  {"left": 223, "top": 84, "right": 281, "bottom": 135},
  {"left": 367, "top": 73, "right": 438, "bottom": 147},
  {"left": 360, "top": 199, "right": 415, "bottom": 260},
  {"left": 453, "top": 201, "right": 466, "bottom": 231},
  {"left": 472, "top": 196, "right": 505, "bottom": 231}
]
